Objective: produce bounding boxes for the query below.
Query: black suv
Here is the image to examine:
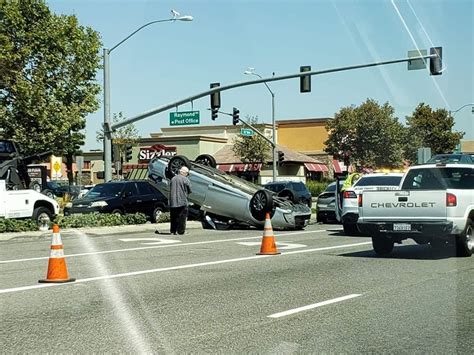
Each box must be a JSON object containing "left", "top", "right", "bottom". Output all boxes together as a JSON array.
[
  {"left": 64, "top": 180, "right": 168, "bottom": 222},
  {"left": 263, "top": 181, "right": 312, "bottom": 207}
]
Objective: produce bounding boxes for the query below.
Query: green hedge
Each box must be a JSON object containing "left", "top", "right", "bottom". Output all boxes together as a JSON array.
[
  {"left": 306, "top": 180, "right": 332, "bottom": 197},
  {"left": 0, "top": 212, "right": 172, "bottom": 233}
]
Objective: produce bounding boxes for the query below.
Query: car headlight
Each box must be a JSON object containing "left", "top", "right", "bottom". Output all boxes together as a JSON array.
[
  {"left": 90, "top": 201, "right": 108, "bottom": 208},
  {"left": 65, "top": 202, "right": 72, "bottom": 208}
]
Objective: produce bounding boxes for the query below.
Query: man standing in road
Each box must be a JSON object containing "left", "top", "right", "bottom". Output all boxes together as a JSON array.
[{"left": 169, "top": 166, "right": 192, "bottom": 235}]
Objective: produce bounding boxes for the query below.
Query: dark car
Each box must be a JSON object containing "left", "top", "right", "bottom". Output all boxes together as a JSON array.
[
  {"left": 426, "top": 153, "right": 474, "bottom": 164},
  {"left": 47, "top": 181, "right": 82, "bottom": 199},
  {"left": 263, "top": 180, "right": 312, "bottom": 207},
  {"left": 64, "top": 180, "right": 168, "bottom": 222}
]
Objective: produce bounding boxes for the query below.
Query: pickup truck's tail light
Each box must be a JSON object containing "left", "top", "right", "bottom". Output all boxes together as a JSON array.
[
  {"left": 343, "top": 191, "right": 357, "bottom": 199},
  {"left": 358, "top": 194, "right": 363, "bottom": 207},
  {"left": 446, "top": 193, "right": 457, "bottom": 207}
]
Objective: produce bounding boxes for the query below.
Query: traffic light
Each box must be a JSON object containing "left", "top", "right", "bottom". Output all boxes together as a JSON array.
[
  {"left": 300, "top": 65, "right": 311, "bottom": 93},
  {"left": 430, "top": 47, "right": 442, "bottom": 75},
  {"left": 111, "top": 144, "right": 118, "bottom": 163},
  {"left": 211, "top": 107, "right": 218, "bottom": 120},
  {"left": 278, "top": 150, "right": 285, "bottom": 164},
  {"left": 210, "top": 82, "right": 221, "bottom": 120},
  {"left": 125, "top": 144, "right": 133, "bottom": 162},
  {"left": 232, "top": 107, "right": 240, "bottom": 125}
]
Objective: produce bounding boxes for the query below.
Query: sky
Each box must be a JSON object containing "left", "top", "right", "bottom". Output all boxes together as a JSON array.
[{"left": 48, "top": 0, "right": 473, "bottom": 151}]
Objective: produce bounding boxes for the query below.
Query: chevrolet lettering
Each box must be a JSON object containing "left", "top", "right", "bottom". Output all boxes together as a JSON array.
[{"left": 370, "top": 202, "right": 436, "bottom": 208}]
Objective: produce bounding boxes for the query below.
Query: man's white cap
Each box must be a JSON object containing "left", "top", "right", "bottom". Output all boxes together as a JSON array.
[{"left": 179, "top": 166, "right": 189, "bottom": 174}]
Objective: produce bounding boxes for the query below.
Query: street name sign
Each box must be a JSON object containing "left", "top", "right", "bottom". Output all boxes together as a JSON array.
[
  {"left": 240, "top": 128, "right": 254, "bottom": 136},
  {"left": 170, "top": 111, "right": 200, "bottom": 126}
]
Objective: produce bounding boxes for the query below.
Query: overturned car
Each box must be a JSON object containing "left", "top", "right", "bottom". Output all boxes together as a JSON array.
[{"left": 147, "top": 154, "right": 311, "bottom": 230}]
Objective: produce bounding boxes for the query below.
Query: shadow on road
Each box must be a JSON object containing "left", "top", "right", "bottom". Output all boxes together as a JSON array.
[{"left": 340, "top": 244, "right": 460, "bottom": 260}]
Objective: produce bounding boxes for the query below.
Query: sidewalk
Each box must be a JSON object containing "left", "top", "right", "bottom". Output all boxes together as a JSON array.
[{"left": 0, "top": 221, "right": 204, "bottom": 241}]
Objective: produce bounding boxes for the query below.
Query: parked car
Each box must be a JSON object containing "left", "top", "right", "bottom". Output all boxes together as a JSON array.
[
  {"left": 316, "top": 180, "right": 344, "bottom": 223},
  {"left": 147, "top": 154, "right": 311, "bottom": 230},
  {"left": 47, "top": 181, "right": 82, "bottom": 199},
  {"left": 262, "top": 180, "right": 312, "bottom": 207},
  {"left": 64, "top": 180, "right": 168, "bottom": 222},
  {"left": 425, "top": 153, "right": 474, "bottom": 164},
  {"left": 336, "top": 172, "right": 404, "bottom": 235}
]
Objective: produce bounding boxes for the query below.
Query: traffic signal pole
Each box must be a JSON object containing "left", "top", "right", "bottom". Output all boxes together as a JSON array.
[{"left": 105, "top": 52, "right": 439, "bottom": 179}]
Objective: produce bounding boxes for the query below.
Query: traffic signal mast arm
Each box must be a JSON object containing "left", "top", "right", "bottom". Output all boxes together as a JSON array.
[
  {"left": 111, "top": 52, "right": 439, "bottom": 131},
  {"left": 219, "top": 109, "right": 275, "bottom": 147}
]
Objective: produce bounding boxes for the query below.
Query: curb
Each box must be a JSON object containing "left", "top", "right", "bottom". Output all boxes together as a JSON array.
[{"left": 0, "top": 221, "right": 203, "bottom": 241}]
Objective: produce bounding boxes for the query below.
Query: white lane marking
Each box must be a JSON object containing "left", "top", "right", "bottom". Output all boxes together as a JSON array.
[
  {"left": 268, "top": 294, "right": 362, "bottom": 318},
  {"left": 237, "top": 242, "right": 307, "bottom": 250},
  {"left": 0, "top": 229, "right": 330, "bottom": 264},
  {"left": 118, "top": 238, "right": 181, "bottom": 245},
  {"left": 0, "top": 242, "right": 370, "bottom": 295}
]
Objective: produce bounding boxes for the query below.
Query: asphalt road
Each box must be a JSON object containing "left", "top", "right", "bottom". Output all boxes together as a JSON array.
[{"left": 1, "top": 221, "right": 473, "bottom": 353}]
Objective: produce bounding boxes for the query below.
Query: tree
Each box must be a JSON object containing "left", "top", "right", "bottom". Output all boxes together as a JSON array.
[
  {"left": 232, "top": 115, "right": 271, "bottom": 164},
  {"left": 404, "top": 103, "right": 464, "bottom": 163},
  {"left": 0, "top": 1, "right": 101, "bottom": 183},
  {"left": 324, "top": 99, "right": 405, "bottom": 170},
  {"left": 96, "top": 112, "right": 140, "bottom": 160}
]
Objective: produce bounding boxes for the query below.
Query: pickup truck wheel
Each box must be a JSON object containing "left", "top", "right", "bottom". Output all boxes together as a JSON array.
[
  {"left": 194, "top": 154, "right": 217, "bottom": 168},
  {"left": 343, "top": 222, "right": 358, "bottom": 236},
  {"left": 166, "top": 155, "right": 192, "bottom": 179},
  {"left": 250, "top": 189, "right": 273, "bottom": 221},
  {"left": 372, "top": 236, "right": 394, "bottom": 256},
  {"left": 33, "top": 207, "right": 53, "bottom": 225},
  {"left": 456, "top": 218, "right": 473, "bottom": 257}
]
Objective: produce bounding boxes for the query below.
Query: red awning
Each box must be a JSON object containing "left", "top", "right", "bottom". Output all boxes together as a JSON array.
[
  {"left": 217, "top": 163, "right": 262, "bottom": 173},
  {"left": 332, "top": 160, "right": 354, "bottom": 173},
  {"left": 217, "top": 164, "right": 233, "bottom": 172},
  {"left": 304, "top": 162, "right": 328, "bottom": 172}
]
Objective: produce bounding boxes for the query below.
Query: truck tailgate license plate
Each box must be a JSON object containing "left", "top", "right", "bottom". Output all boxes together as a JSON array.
[{"left": 393, "top": 223, "right": 411, "bottom": 231}]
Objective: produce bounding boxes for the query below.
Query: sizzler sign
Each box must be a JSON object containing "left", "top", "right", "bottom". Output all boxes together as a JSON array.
[{"left": 139, "top": 144, "right": 177, "bottom": 162}]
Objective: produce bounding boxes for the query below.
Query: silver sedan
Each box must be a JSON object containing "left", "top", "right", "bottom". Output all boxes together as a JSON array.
[{"left": 147, "top": 154, "right": 311, "bottom": 230}]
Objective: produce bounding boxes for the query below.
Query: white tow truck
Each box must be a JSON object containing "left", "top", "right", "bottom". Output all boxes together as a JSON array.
[
  {"left": 357, "top": 163, "right": 474, "bottom": 257},
  {"left": 0, "top": 180, "right": 60, "bottom": 225}
]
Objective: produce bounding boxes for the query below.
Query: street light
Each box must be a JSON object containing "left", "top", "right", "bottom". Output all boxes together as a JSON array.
[
  {"left": 244, "top": 67, "right": 277, "bottom": 182},
  {"left": 449, "top": 103, "right": 474, "bottom": 117},
  {"left": 103, "top": 11, "right": 193, "bottom": 181}
]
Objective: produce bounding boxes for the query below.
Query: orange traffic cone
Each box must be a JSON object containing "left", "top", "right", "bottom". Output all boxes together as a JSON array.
[
  {"left": 257, "top": 212, "right": 281, "bottom": 255},
  {"left": 39, "top": 224, "right": 75, "bottom": 283}
]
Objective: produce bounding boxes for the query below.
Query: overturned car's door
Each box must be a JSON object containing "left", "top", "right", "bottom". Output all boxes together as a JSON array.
[{"left": 201, "top": 184, "right": 249, "bottom": 221}]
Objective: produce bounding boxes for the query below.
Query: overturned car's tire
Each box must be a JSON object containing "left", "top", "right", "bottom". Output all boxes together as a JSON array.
[
  {"left": 166, "top": 155, "right": 192, "bottom": 179},
  {"left": 194, "top": 154, "right": 217, "bottom": 168},
  {"left": 250, "top": 189, "right": 273, "bottom": 221}
]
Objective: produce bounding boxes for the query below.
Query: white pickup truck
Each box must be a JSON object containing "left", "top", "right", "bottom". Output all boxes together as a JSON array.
[
  {"left": 0, "top": 180, "right": 60, "bottom": 225},
  {"left": 357, "top": 163, "right": 474, "bottom": 257}
]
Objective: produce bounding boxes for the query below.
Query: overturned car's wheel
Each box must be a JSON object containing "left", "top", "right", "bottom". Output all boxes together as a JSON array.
[
  {"left": 166, "top": 155, "right": 192, "bottom": 179},
  {"left": 194, "top": 154, "right": 217, "bottom": 168},
  {"left": 250, "top": 189, "right": 273, "bottom": 221}
]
